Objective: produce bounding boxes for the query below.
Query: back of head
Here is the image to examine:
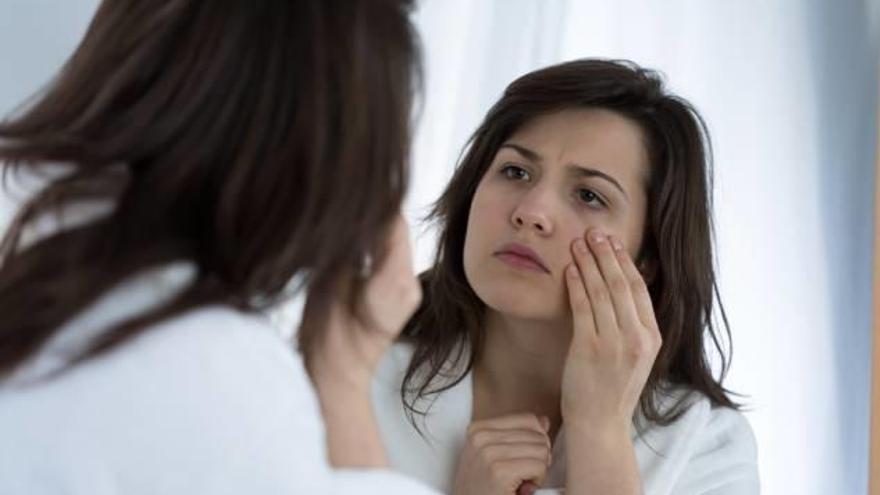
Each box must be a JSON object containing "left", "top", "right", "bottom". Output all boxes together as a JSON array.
[{"left": 0, "top": 0, "right": 421, "bottom": 377}]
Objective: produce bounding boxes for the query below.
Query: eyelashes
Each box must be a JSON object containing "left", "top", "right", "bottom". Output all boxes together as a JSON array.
[
  {"left": 501, "top": 164, "right": 529, "bottom": 181},
  {"left": 576, "top": 188, "right": 607, "bottom": 208},
  {"left": 499, "top": 164, "right": 608, "bottom": 209}
]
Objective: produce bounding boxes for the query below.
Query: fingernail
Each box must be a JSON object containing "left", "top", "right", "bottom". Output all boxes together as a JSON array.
[
  {"left": 610, "top": 236, "right": 624, "bottom": 251},
  {"left": 574, "top": 238, "right": 588, "bottom": 253},
  {"left": 589, "top": 230, "right": 606, "bottom": 244}
]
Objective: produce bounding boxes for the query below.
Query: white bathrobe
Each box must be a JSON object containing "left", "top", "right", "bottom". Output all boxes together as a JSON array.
[
  {"left": 0, "top": 263, "right": 440, "bottom": 495},
  {"left": 371, "top": 343, "right": 761, "bottom": 494}
]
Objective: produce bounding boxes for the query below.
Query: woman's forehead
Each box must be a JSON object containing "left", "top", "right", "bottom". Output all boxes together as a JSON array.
[{"left": 500, "top": 108, "right": 650, "bottom": 185}]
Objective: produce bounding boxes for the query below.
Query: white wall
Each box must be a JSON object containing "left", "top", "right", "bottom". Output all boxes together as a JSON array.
[
  {"left": 0, "top": 0, "right": 100, "bottom": 115},
  {"left": 0, "top": 0, "right": 101, "bottom": 235},
  {"left": 409, "top": 1, "right": 879, "bottom": 494}
]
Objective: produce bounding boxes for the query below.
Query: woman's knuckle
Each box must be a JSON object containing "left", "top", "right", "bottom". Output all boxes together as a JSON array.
[
  {"left": 627, "top": 339, "right": 647, "bottom": 360},
  {"left": 470, "top": 430, "right": 489, "bottom": 449}
]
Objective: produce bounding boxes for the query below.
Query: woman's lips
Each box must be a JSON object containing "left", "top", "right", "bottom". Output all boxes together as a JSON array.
[{"left": 493, "top": 243, "right": 550, "bottom": 274}]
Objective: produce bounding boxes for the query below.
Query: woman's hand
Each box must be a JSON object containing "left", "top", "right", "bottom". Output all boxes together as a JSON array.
[
  {"left": 307, "top": 213, "right": 421, "bottom": 389},
  {"left": 561, "top": 227, "right": 662, "bottom": 432},
  {"left": 453, "top": 414, "right": 553, "bottom": 495},
  {"left": 559, "top": 228, "right": 659, "bottom": 494},
  {"left": 305, "top": 213, "right": 421, "bottom": 468}
]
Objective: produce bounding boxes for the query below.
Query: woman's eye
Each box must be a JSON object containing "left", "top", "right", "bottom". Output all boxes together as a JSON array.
[
  {"left": 577, "top": 188, "right": 606, "bottom": 207},
  {"left": 500, "top": 165, "right": 530, "bottom": 181}
]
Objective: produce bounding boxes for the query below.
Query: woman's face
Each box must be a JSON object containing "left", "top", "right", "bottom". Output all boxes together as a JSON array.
[{"left": 463, "top": 108, "right": 650, "bottom": 322}]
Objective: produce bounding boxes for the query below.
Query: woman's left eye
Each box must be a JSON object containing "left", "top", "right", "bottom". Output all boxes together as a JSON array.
[
  {"left": 577, "top": 188, "right": 606, "bottom": 208},
  {"left": 500, "top": 165, "right": 530, "bottom": 181}
]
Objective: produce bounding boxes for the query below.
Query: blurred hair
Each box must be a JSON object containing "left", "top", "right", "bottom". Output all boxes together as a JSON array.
[{"left": 0, "top": 0, "right": 421, "bottom": 378}]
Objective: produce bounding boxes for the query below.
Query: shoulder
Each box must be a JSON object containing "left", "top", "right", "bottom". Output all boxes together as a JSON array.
[
  {"left": 123, "top": 305, "right": 302, "bottom": 380},
  {"left": 0, "top": 305, "right": 322, "bottom": 493},
  {"left": 693, "top": 399, "right": 758, "bottom": 463},
  {"left": 50, "top": 304, "right": 309, "bottom": 401},
  {"left": 634, "top": 386, "right": 760, "bottom": 493},
  {"left": 1, "top": 301, "right": 315, "bottom": 427},
  {"left": 657, "top": 387, "right": 757, "bottom": 462}
]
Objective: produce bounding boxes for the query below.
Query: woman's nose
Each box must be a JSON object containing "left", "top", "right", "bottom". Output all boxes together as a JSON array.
[{"left": 511, "top": 201, "right": 554, "bottom": 235}]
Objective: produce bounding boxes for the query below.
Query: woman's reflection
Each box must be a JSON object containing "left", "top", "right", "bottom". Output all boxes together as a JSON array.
[{"left": 372, "top": 59, "right": 760, "bottom": 495}]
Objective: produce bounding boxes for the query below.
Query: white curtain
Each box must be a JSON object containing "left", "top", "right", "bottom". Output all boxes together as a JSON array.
[{"left": 408, "top": 1, "right": 879, "bottom": 494}]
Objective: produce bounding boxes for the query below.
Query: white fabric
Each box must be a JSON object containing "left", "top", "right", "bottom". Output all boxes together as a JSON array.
[
  {"left": 0, "top": 263, "right": 440, "bottom": 495},
  {"left": 372, "top": 343, "right": 760, "bottom": 495}
]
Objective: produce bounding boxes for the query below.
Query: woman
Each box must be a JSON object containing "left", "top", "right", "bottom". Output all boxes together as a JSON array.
[
  {"left": 0, "top": 1, "right": 440, "bottom": 494},
  {"left": 371, "top": 59, "right": 760, "bottom": 494}
]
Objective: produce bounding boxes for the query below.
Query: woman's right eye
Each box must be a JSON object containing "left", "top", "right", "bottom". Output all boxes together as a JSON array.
[{"left": 500, "top": 164, "right": 530, "bottom": 181}]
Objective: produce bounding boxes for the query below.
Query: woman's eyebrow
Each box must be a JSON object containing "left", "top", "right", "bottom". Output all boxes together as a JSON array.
[
  {"left": 500, "top": 142, "right": 629, "bottom": 200},
  {"left": 499, "top": 142, "right": 541, "bottom": 162},
  {"left": 566, "top": 164, "right": 629, "bottom": 201}
]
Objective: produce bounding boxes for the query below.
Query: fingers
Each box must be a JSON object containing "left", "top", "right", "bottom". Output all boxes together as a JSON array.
[
  {"left": 362, "top": 212, "right": 421, "bottom": 336},
  {"left": 459, "top": 414, "right": 553, "bottom": 494},
  {"left": 611, "top": 236, "right": 660, "bottom": 338},
  {"left": 565, "top": 261, "right": 596, "bottom": 340},
  {"left": 571, "top": 236, "right": 618, "bottom": 337},
  {"left": 470, "top": 429, "right": 553, "bottom": 449},
  {"left": 481, "top": 443, "right": 552, "bottom": 464},
  {"left": 371, "top": 213, "right": 415, "bottom": 286},
  {"left": 466, "top": 413, "right": 553, "bottom": 464},
  {"left": 583, "top": 229, "right": 642, "bottom": 333},
  {"left": 489, "top": 458, "right": 549, "bottom": 488},
  {"left": 468, "top": 413, "right": 549, "bottom": 437},
  {"left": 568, "top": 227, "right": 662, "bottom": 359}
]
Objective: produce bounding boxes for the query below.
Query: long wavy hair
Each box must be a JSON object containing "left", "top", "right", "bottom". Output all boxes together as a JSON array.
[
  {"left": 401, "top": 59, "right": 745, "bottom": 431},
  {"left": 0, "top": 0, "right": 421, "bottom": 379}
]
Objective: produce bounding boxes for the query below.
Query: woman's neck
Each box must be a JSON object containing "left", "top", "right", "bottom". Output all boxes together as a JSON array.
[{"left": 471, "top": 309, "right": 572, "bottom": 439}]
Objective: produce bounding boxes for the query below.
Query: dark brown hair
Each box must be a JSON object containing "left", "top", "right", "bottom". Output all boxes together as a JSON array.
[
  {"left": 401, "top": 59, "right": 745, "bottom": 431},
  {"left": 0, "top": 0, "right": 421, "bottom": 378}
]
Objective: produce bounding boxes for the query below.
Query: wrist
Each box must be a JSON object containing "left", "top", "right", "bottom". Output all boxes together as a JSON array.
[
  {"left": 311, "top": 368, "right": 374, "bottom": 409},
  {"left": 311, "top": 372, "right": 388, "bottom": 469},
  {"left": 306, "top": 334, "right": 378, "bottom": 392},
  {"left": 311, "top": 361, "right": 372, "bottom": 391},
  {"left": 565, "top": 418, "right": 632, "bottom": 451},
  {"left": 565, "top": 420, "right": 640, "bottom": 495},
  {"left": 563, "top": 411, "right": 631, "bottom": 435}
]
